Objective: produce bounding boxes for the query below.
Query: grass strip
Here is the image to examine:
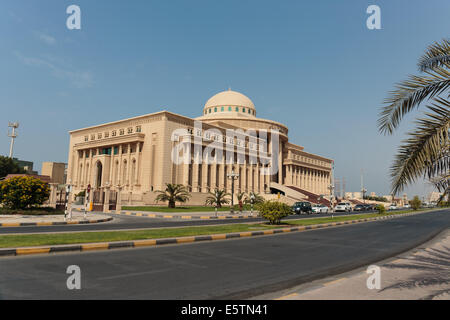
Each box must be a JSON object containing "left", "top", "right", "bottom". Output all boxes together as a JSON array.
[
  {"left": 0, "top": 209, "right": 429, "bottom": 249},
  {"left": 121, "top": 205, "right": 251, "bottom": 213},
  {"left": 285, "top": 210, "right": 423, "bottom": 226}
]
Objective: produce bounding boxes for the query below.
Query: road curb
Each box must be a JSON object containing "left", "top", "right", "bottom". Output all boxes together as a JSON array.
[
  {"left": 0, "top": 217, "right": 113, "bottom": 228},
  {"left": 0, "top": 210, "right": 433, "bottom": 257},
  {"left": 113, "top": 210, "right": 259, "bottom": 220}
]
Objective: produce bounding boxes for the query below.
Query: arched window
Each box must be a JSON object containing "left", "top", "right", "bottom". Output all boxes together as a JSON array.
[{"left": 131, "top": 159, "right": 137, "bottom": 185}]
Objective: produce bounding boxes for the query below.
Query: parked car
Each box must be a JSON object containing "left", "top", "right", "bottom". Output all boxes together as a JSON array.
[
  {"left": 403, "top": 204, "right": 411, "bottom": 209},
  {"left": 292, "top": 201, "right": 312, "bottom": 214},
  {"left": 335, "top": 202, "right": 352, "bottom": 212},
  {"left": 364, "top": 204, "right": 374, "bottom": 211},
  {"left": 389, "top": 204, "right": 398, "bottom": 210},
  {"left": 353, "top": 204, "right": 366, "bottom": 211},
  {"left": 312, "top": 204, "right": 329, "bottom": 214}
]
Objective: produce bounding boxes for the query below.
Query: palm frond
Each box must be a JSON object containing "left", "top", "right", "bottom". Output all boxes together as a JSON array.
[
  {"left": 390, "top": 98, "right": 450, "bottom": 195},
  {"left": 378, "top": 67, "right": 450, "bottom": 135},
  {"left": 418, "top": 39, "right": 450, "bottom": 72}
]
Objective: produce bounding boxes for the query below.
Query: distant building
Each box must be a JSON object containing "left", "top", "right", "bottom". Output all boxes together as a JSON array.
[
  {"left": 370, "top": 192, "right": 376, "bottom": 197},
  {"left": 345, "top": 192, "right": 362, "bottom": 199},
  {"left": 41, "top": 162, "right": 67, "bottom": 185},
  {"left": 12, "top": 157, "right": 37, "bottom": 175}
]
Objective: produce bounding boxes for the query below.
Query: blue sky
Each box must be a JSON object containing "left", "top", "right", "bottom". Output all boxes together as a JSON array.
[{"left": 1, "top": 0, "right": 449, "bottom": 198}]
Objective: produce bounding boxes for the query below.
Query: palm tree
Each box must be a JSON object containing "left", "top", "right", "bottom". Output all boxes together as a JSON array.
[
  {"left": 236, "top": 192, "right": 247, "bottom": 212},
  {"left": 155, "top": 183, "right": 191, "bottom": 208},
  {"left": 244, "top": 192, "right": 265, "bottom": 205},
  {"left": 378, "top": 39, "right": 450, "bottom": 200},
  {"left": 205, "top": 189, "right": 230, "bottom": 208}
]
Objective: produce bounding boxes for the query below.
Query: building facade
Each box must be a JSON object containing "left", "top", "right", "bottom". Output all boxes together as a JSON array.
[{"left": 67, "top": 90, "right": 334, "bottom": 205}]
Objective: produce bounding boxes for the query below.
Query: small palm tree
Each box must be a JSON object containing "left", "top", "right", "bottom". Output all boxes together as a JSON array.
[
  {"left": 245, "top": 192, "right": 265, "bottom": 205},
  {"left": 205, "top": 189, "right": 230, "bottom": 208},
  {"left": 155, "top": 183, "right": 191, "bottom": 208},
  {"left": 378, "top": 38, "right": 450, "bottom": 199},
  {"left": 236, "top": 192, "right": 247, "bottom": 212}
]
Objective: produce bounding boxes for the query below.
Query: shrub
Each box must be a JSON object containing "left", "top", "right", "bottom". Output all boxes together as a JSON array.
[
  {"left": 256, "top": 200, "right": 291, "bottom": 224},
  {"left": 0, "top": 176, "right": 50, "bottom": 209},
  {"left": 375, "top": 204, "right": 386, "bottom": 214},
  {"left": 410, "top": 196, "right": 422, "bottom": 210}
]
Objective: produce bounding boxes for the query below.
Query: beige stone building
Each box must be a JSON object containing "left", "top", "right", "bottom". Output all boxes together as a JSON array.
[
  {"left": 41, "top": 162, "right": 67, "bottom": 184},
  {"left": 67, "top": 90, "right": 334, "bottom": 206}
]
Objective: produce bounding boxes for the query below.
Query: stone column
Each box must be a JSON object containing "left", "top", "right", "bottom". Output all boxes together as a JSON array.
[
  {"left": 127, "top": 143, "right": 132, "bottom": 186},
  {"left": 118, "top": 145, "right": 123, "bottom": 186},
  {"left": 48, "top": 183, "right": 58, "bottom": 208},
  {"left": 109, "top": 148, "right": 115, "bottom": 186},
  {"left": 219, "top": 160, "right": 225, "bottom": 190},
  {"left": 202, "top": 163, "right": 208, "bottom": 193},
  {"left": 211, "top": 154, "right": 217, "bottom": 190},
  {"left": 256, "top": 162, "right": 260, "bottom": 193},
  {"left": 135, "top": 142, "right": 141, "bottom": 185},
  {"left": 278, "top": 143, "right": 283, "bottom": 184},
  {"left": 103, "top": 186, "right": 110, "bottom": 213},
  {"left": 192, "top": 163, "right": 199, "bottom": 192},
  {"left": 116, "top": 186, "right": 122, "bottom": 212}
]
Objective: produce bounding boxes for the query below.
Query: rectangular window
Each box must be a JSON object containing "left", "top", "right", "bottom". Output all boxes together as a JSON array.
[
  {"left": 102, "top": 148, "right": 112, "bottom": 155},
  {"left": 114, "top": 146, "right": 119, "bottom": 155},
  {"left": 98, "top": 133, "right": 102, "bottom": 139},
  {"left": 119, "top": 129, "right": 124, "bottom": 135},
  {"left": 84, "top": 136, "right": 88, "bottom": 142},
  {"left": 112, "top": 130, "right": 117, "bottom": 137},
  {"left": 90, "top": 134, "right": 95, "bottom": 140},
  {"left": 127, "top": 127, "right": 133, "bottom": 134},
  {"left": 104, "top": 132, "right": 109, "bottom": 138},
  {"left": 136, "top": 126, "right": 142, "bottom": 133}
]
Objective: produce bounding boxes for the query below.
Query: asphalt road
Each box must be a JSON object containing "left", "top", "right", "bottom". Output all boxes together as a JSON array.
[
  {"left": 0, "top": 211, "right": 361, "bottom": 234},
  {"left": 1, "top": 209, "right": 447, "bottom": 300}
]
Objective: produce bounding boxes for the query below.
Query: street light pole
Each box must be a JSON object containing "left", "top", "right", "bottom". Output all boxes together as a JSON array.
[
  {"left": 227, "top": 168, "right": 239, "bottom": 214},
  {"left": 328, "top": 183, "right": 335, "bottom": 219}
]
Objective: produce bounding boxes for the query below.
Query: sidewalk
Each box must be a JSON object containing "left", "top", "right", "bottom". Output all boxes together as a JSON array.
[
  {"left": 272, "top": 230, "right": 450, "bottom": 300},
  {"left": 0, "top": 212, "right": 112, "bottom": 226}
]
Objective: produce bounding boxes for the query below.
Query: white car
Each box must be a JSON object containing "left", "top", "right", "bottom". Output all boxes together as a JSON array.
[
  {"left": 389, "top": 204, "right": 398, "bottom": 210},
  {"left": 335, "top": 202, "right": 352, "bottom": 212},
  {"left": 403, "top": 204, "right": 411, "bottom": 209},
  {"left": 312, "top": 204, "right": 329, "bottom": 214}
]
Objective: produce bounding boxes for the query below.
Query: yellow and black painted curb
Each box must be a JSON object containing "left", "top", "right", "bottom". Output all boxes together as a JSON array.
[
  {"left": 0, "top": 211, "right": 428, "bottom": 257},
  {"left": 0, "top": 217, "right": 113, "bottom": 228},
  {"left": 113, "top": 211, "right": 259, "bottom": 220}
]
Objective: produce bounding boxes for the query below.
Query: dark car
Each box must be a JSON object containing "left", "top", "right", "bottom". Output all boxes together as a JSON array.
[
  {"left": 353, "top": 204, "right": 366, "bottom": 211},
  {"left": 292, "top": 201, "right": 312, "bottom": 214},
  {"left": 364, "top": 204, "right": 374, "bottom": 211}
]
